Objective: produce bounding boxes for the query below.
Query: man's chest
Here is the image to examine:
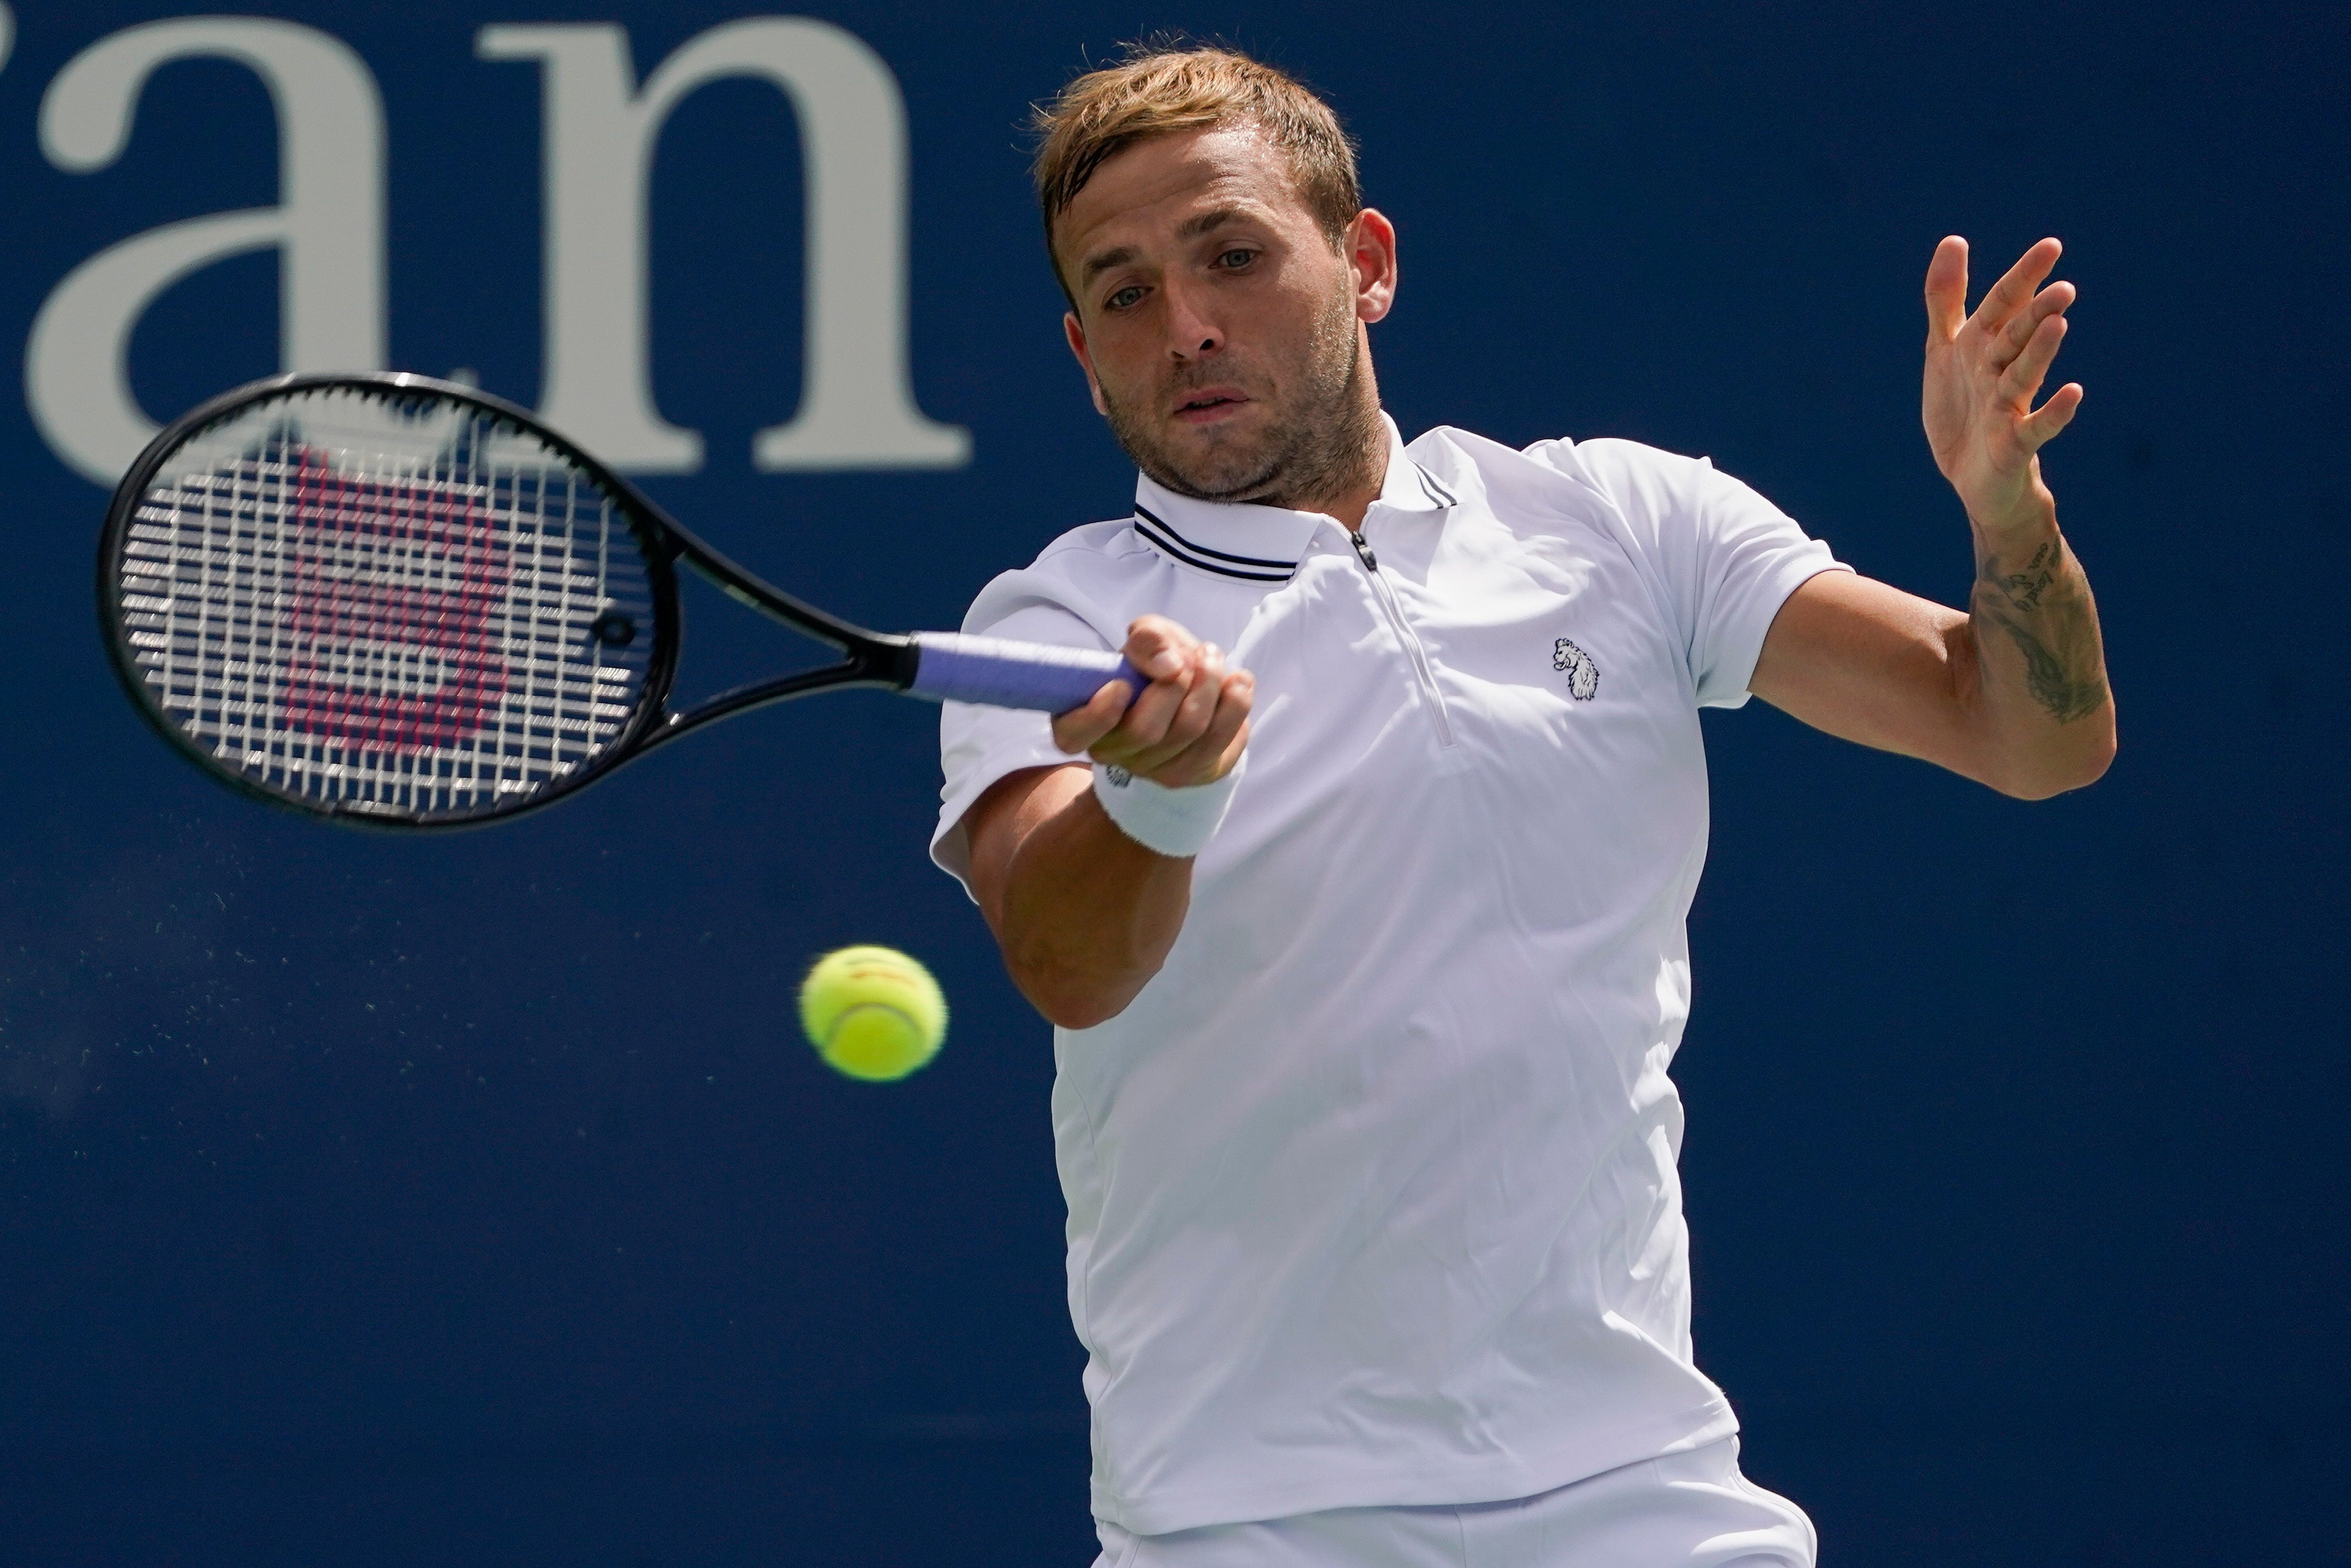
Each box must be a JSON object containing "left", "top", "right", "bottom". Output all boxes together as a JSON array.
[
  {"left": 1137, "top": 505, "right": 1711, "bottom": 903},
  {"left": 1190, "top": 511, "right": 1687, "bottom": 769}
]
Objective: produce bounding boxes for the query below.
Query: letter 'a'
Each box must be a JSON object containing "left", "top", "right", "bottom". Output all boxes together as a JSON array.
[{"left": 28, "top": 18, "right": 386, "bottom": 485}]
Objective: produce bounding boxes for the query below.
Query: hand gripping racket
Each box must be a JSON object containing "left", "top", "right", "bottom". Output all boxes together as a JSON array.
[{"left": 97, "top": 371, "right": 1139, "bottom": 828}]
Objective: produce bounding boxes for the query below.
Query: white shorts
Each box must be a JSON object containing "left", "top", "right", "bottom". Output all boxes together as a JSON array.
[{"left": 1092, "top": 1438, "right": 1815, "bottom": 1568}]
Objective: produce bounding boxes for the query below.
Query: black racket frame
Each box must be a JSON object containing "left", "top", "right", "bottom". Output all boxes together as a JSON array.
[{"left": 97, "top": 371, "right": 923, "bottom": 829}]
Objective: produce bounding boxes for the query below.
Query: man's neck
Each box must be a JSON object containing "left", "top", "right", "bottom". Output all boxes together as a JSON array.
[
  {"left": 1253, "top": 422, "right": 1387, "bottom": 530},
  {"left": 1293, "top": 466, "right": 1382, "bottom": 532}
]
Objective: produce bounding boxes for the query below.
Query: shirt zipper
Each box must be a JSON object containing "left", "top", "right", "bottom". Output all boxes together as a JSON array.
[{"left": 1348, "top": 529, "right": 1456, "bottom": 748}]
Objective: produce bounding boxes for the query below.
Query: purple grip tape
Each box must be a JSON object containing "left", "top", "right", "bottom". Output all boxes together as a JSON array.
[{"left": 907, "top": 632, "right": 1144, "bottom": 713}]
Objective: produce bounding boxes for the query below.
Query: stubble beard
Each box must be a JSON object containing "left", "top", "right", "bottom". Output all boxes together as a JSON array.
[{"left": 1099, "top": 284, "right": 1384, "bottom": 514}]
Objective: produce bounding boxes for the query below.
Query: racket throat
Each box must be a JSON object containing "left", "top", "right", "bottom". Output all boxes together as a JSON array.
[{"left": 638, "top": 636, "right": 918, "bottom": 755}]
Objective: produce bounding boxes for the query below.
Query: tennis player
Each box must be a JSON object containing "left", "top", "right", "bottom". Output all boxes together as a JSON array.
[{"left": 932, "top": 45, "right": 2113, "bottom": 1568}]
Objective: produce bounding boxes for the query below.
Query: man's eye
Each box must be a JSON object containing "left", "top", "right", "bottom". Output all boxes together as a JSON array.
[
  {"left": 1106, "top": 285, "right": 1146, "bottom": 311},
  {"left": 1215, "top": 248, "right": 1256, "bottom": 269}
]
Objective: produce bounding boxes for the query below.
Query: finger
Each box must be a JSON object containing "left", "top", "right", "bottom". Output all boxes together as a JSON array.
[
  {"left": 2019, "top": 382, "right": 2084, "bottom": 452},
  {"left": 1096, "top": 660, "right": 1196, "bottom": 759},
  {"left": 1051, "top": 678, "right": 1133, "bottom": 754},
  {"left": 1119, "top": 646, "right": 1224, "bottom": 770},
  {"left": 1212, "top": 712, "right": 1252, "bottom": 780},
  {"left": 1923, "top": 236, "right": 1968, "bottom": 347},
  {"left": 1966, "top": 237, "right": 2062, "bottom": 339},
  {"left": 1156, "top": 669, "right": 1256, "bottom": 787},
  {"left": 1123, "top": 614, "right": 1199, "bottom": 684},
  {"left": 1999, "top": 313, "right": 2068, "bottom": 405},
  {"left": 1159, "top": 644, "right": 1227, "bottom": 755},
  {"left": 1988, "top": 280, "right": 2075, "bottom": 371}
]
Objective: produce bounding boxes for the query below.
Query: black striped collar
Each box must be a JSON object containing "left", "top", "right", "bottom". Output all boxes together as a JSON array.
[
  {"left": 1130, "top": 415, "right": 1454, "bottom": 582},
  {"left": 1407, "top": 461, "right": 1460, "bottom": 510},
  {"left": 1131, "top": 504, "right": 1299, "bottom": 581}
]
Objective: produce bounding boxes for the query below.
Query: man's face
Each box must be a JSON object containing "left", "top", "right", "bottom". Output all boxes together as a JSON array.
[{"left": 1056, "top": 124, "right": 1391, "bottom": 507}]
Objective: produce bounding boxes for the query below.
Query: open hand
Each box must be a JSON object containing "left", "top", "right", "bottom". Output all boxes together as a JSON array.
[
  {"left": 1051, "top": 615, "right": 1252, "bottom": 787},
  {"left": 1922, "top": 236, "right": 2083, "bottom": 534}
]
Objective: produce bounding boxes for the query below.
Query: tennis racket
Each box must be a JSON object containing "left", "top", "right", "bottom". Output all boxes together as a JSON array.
[{"left": 97, "top": 371, "right": 1139, "bottom": 829}]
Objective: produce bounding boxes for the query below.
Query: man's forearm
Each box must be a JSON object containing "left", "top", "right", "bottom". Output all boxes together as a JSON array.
[
  {"left": 965, "top": 620, "right": 1252, "bottom": 1028},
  {"left": 1962, "top": 512, "right": 2115, "bottom": 795},
  {"left": 990, "top": 769, "right": 1193, "bottom": 1029}
]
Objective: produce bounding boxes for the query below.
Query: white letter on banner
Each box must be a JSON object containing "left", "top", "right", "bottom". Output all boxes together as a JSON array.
[
  {"left": 26, "top": 19, "right": 385, "bottom": 485},
  {"left": 478, "top": 19, "right": 969, "bottom": 473}
]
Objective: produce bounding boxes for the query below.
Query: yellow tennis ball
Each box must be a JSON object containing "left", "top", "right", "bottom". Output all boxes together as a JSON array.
[{"left": 798, "top": 946, "right": 947, "bottom": 1083}]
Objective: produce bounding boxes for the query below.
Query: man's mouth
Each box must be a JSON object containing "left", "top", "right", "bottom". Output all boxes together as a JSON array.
[{"left": 1173, "top": 388, "right": 1251, "bottom": 422}]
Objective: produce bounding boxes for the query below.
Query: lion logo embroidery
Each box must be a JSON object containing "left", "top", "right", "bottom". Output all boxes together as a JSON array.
[{"left": 1552, "top": 637, "right": 1600, "bottom": 701}]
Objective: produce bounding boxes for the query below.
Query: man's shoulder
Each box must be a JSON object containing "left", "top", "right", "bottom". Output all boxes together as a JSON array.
[
  {"left": 995, "top": 514, "right": 1157, "bottom": 588},
  {"left": 1401, "top": 425, "right": 1682, "bottom": 520},
  {"left": 1048, "top": 512, "right": 1144, "bottom": 550},
  {"left": 1417, "top": 425, "right": 1702, "bottom": 483},
  {"left": 1416, "top": 425, "right": 1726, "bottom": 531},
  {"left": 958, "top": 515, "right": 1154, "bottom": 640},
  {"left": 1543, "top": 434, "right": 1713, "bottom": 490}
]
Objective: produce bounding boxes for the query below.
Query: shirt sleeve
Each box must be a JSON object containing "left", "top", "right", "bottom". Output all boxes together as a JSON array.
[
  {"left": 1526, "top": 437, "right": 1851, "bottom": 708},
  {"left": 929, "top": 568, "right": 1121, "bottom": 897}
]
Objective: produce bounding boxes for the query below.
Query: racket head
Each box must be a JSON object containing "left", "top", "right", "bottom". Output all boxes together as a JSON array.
[{"left": 97, "top": 372, "right": 681, "bottom": 828}]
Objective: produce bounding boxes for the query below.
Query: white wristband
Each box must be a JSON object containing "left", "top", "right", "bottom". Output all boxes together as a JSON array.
[{"left": 1091, "top": 751, "right": 1246, "bottom": 859}]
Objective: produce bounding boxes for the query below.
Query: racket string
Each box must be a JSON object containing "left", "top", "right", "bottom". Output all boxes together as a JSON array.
[{"left": 119, "top": 387, "right": 656, "bottom": 818}]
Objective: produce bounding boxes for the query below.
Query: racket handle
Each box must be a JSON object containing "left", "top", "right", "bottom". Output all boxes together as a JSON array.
[{"left": 907, "top": 632, "right": 1145, "bottom": 714}]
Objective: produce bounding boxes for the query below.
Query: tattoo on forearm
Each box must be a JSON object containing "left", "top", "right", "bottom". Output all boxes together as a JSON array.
[
  {"left": 1984, "top": 540, "right": 2059, "bottom": 612},
  {"left": 1984, "top": 610, "right": 2109, "bottom": 722},
  {"left": 1973, "top": 535, "right": 2109, "bottom": 724}
]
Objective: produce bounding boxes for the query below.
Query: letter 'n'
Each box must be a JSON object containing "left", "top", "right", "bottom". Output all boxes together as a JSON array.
[{"left": 479, "top": 19, "right": 970, "bottom": 473}]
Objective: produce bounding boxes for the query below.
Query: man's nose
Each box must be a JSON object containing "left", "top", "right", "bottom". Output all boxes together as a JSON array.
[{"left": 1163, "top": 279, "right": 1223, "bottom": 359}]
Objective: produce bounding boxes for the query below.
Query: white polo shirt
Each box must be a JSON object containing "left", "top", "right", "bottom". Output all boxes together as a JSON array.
[{"left": 932, "top": 416, "right": 1845, "bottom": 1536}]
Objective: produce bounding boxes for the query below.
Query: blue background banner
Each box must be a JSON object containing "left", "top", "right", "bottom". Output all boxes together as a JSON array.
[{"left": 1, "top": 2, "right": 2342, "bottom": 1563}]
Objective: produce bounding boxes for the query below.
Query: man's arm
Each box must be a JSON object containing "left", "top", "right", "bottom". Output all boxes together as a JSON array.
[
  {"left": 963, "top": 616, "right": 1253, "bottom": 1028},
  {"left": 1749, "top": 237, "right": 2115, "bottom": 799}
]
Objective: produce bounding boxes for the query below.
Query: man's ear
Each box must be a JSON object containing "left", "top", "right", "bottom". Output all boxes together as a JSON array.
[
  {"left": 1065, "top": 311, "right": 1110, "bottom": 417},
  {"left": 1350, "top": 209, "right": 1400, "bottom": 324}
]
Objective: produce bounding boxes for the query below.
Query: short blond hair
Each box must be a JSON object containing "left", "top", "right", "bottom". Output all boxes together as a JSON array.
[{"left": 1029, "top": 43, "right": 1362, "bottom": 300}]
